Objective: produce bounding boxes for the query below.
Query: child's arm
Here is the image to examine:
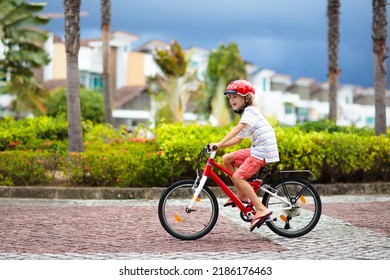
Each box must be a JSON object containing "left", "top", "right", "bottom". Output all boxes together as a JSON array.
[
  {"left": 211, "top": 123, "right": 245, "bottom": 149},
  {"left": 219, "top": 137, "right": 242, "bottom": 149}
]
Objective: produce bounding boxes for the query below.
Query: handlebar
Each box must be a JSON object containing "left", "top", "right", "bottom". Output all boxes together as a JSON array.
[
  {"left": 206, "top": 144, "right": 218, "bottom": 152},
  {"left": 195, "top": 145, "right": 218, "bottom": 177}
]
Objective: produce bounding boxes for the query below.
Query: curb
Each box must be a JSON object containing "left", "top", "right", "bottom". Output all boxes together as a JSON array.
[{"left": 0, "top": 182, "right": 389, "bottom": 200}]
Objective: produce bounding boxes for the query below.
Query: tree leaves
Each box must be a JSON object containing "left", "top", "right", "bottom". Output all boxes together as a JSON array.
[
  {"left": 154, "top": 39, "right": 187, "bottom": 77},
  {"left": 0, "top": 0, "right": 50, "bottom": 116},
  {"left": 149, "top": 40, "right": 203, "bottom": 123},
  {"left": 205, "top": 42, "right": 246, "bottom": 126}
]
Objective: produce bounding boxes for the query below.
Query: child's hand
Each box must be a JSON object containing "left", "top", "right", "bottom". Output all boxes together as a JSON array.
[{"left": 208, "top": 143, "right": 219, "bottom": 151}]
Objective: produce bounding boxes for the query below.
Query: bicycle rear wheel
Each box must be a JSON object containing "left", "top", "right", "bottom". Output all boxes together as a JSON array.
[
  {"left": 158, "top": 179, "right": 219, "bottom": 240},
  {"left": 262, "top": 178, "right": 321, "bottom": 238}
]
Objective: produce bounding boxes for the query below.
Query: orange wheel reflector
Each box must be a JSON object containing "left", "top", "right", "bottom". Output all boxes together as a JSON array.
[
  {"left": 280, "top": 215, "right": 288, "bottom": 222},
  {"left": 299, "top": 196, "right": 306, "bottom": 204},
  {"left": 192, "top": 195, "right": 201, "bottom": 202},
  {"left": 173, "top": 213, "right": 182, "bottom": 223}
]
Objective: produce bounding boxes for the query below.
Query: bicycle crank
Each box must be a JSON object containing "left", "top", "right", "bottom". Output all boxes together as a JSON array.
[
  {"left": 241, "top": 212, "right": 277, "bottom": 223},
  {"left": 240, "top": 211, "right": 252, "bottom": 222}
]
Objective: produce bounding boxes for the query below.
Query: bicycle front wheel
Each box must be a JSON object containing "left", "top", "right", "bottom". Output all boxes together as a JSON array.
[
  {"left": 262, "top": 178, "right": 322, "bottom": 238},
  {"left": 158, "top": 180, "right": 219, "bottom": 240}
]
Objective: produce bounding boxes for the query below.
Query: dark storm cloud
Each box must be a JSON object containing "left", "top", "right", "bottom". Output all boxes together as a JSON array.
[{"left": 40, "top": 0, "right": 388, "bottom": 87}]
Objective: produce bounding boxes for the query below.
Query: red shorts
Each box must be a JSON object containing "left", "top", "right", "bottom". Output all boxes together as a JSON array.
[{"left": 233, "top": 148, "right": 266, "bottom": 180}]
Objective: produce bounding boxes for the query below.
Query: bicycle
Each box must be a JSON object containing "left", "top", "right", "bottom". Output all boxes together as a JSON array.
[{"left": 158, "top": 145, "right": 322, "bottom": 240}]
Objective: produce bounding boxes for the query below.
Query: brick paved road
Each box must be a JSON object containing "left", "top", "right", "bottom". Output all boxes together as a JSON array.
[{"left": 0, "top": 195, "right": 389, "bottom": 260}]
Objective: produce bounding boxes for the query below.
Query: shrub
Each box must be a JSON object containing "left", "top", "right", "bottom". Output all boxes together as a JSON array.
[
  {"left": 46, "top": 87, "right": 104, "bottom": 124},
  {"left": 275, "top": 127, "right": 324, "bottom": 180},
  {"left": 65, "top": 141, "right": 178, "bottom": 187},
  {"left": 0, "top": 151, "right": 53, "bottom": 186},
  {"left": 364, "top": 135, "right": 390, "bottom": 182},
  {"left": 0, "top": 117, "right": 389, "bottom": 186},
  {"left": 319, "top": 133, "right": 372, "bottom": 182},
  {"left": 84, "top": 123, "right": 128, "bottom": 145},
  {"left": 296, "top": 119, "right": 375, "bottom": 136},
  {"left": 0, "top": 116, "right": 68, "bottom": 151},
  {"left": 276, "top": 126, "right": 390, "bottom": 182}
]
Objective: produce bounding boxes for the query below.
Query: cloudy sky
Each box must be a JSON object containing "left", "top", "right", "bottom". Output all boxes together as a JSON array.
[{"left": 40, "top": 0, "right": 388, "bottom": 88}]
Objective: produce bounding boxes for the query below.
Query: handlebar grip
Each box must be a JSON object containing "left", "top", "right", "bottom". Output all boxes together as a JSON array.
[{"left": 206, "top": 144, "right": 218, "bottom": 152}]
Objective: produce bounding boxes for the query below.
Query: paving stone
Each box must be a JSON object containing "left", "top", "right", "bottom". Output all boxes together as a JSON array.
[{"left": 0, "top": 195, "right": 389, "bottom": 260}]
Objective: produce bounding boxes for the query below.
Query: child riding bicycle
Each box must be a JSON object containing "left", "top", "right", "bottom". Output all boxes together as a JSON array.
[{"left": 209, "top": 80, "right": 280, "bottom": 231}]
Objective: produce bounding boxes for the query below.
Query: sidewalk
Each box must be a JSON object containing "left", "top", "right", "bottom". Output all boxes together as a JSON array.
[{"left": 0, "top": 195, "right": 389, "bottom": 260}]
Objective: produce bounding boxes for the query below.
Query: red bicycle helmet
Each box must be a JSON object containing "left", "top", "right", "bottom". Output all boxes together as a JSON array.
[{"left": 224, "top": 80, "right": 255, "bottom": 96}]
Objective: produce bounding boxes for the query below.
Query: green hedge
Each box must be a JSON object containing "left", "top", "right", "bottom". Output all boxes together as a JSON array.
[
  {"left": 0, "top": 117, "right": 389, "bottom": 187},
  {"left": 0, "top": 151, "right": 53, "bottom": 186},
  {"left": 275, "top": 127, "right": 390, "bottom": 182},
  {"left": 0, "top": 116, "right": 69, "bottom": 151},
  {"left": 65, "top": 142, "right": 176, "bottom": 187}
]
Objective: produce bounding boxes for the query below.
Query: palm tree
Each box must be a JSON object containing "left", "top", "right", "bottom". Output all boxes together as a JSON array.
[
  {"left": 64, "top": 0, "right": 84, "bottom": 152},
  {"left": 101, "top": 0, "right": 114, "bottom": 125},
  {"left": 327, "top": 0, "right": 340, "bottom": 122},
  {"left": 0, "top": 0, "right": 51, "bottom": 117},
  {"left": 206, "top": 42, "right": 247, "bottom": 126},
  {"left": 372, "top": 0, "right": 387, "bottom": 135},
  {"left": 148, "top": 40, "right": 203, "bottom": 123}
]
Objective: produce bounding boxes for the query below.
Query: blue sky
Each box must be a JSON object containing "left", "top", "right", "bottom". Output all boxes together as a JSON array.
[{"left": 40, "top": 0, "right": 388, "bottom": 88}]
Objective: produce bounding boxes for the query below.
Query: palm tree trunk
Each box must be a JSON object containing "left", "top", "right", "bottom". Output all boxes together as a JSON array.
[
  {"left": 64, "top": 0, "right": 84, "bottom": 152},
  {"left": 211, "top": 79, "right": 231, "bottom": 127},
  {"left": 373, "top": 0, "right": 387, "bottom": 135},
  {"left": 327, "top": 0, "right": 340, "bottom": 122},
  {"left": 101, "top": 0, "right": 114, "bottom": 125}
]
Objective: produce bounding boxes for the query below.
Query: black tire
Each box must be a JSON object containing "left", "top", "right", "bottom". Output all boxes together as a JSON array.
[
  {"left": 158, "top": 180, "right": 219, "bottom": 240},
  {"left": 262, "top": 178, "right": 322, "bottom": 238}
]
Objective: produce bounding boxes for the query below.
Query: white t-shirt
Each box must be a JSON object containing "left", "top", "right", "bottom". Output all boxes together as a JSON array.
[{"left": 237, "top": 106, "right": 280, "bottom": 163}]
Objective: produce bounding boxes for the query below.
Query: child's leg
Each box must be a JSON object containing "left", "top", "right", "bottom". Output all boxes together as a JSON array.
[
  {"left": 232, "top": 175, "right": 269, "bottom": 215},
  {"left": 232, "top": 156, "right": 271, "bottom": 218},
  {"left": 222, "top": 150, "right": 249, "bottom": 201},
  {"left": 221, "top": 152, "right": 236, "bottom": 173}
]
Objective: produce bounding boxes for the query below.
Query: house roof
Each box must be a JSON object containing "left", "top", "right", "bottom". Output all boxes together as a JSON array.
[
  {"left": 293, "top": 77, "right": 316, "bottom": 87},
  {"left": 271, "top": 73, "right": 292, "bottom": 85},
  {"left": 41, "top": 79, "right": 67, "bottom": 91},
  {"left": 79, "top": 30, "right": 140, "bottom": 48},
  {"left": 111, "top": 30, "right": 139, "bottom": 42},
  {"left": 133, "top": 39, "right": 170, "bottom": 53},
  {"left": 112, "top": 85, "right": 148, "bottom": 107},
  {"left": 41, "top": 80, "right": 148, "bottom": 107}
]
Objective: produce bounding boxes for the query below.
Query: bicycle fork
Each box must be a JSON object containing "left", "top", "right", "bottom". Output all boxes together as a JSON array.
[
  {"left": 187, "top": 160, "right": 216, "bottom": 212},
  {"left": 186, "top": 175, "right": 207, "bottom": 211}
]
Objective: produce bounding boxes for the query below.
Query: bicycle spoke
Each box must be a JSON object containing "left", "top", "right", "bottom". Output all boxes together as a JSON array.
[
  {"left": 158, "top": 180, "right": 219, "bottom": 240},
  {"left": 263, "top": 179, "right": 321, "bottom": 238}
]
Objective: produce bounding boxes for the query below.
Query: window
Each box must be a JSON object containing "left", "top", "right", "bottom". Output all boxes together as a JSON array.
[
  {"left": 114, "top": 118, "right": 149, "bottom": 132},
  {"left": 284, "top": 102, "right": 294, "bottom": 115},
  {"left": 296, "top": 108, "right": 309, "bottom": 122},
  {"left": 262, "top": 77, "right": 267, "bottom": 92},
  {"left": 365, "top": 116, "right": 374, "bottom": 126},
  {"left": 189, "top": 61, "right": 198, "bottom": 69},
  {"left": 285, "top": 107, "right": 293, "bottom": 115},
  {"left": 80, "top": 71, "right": 103, "bottom": 92}
]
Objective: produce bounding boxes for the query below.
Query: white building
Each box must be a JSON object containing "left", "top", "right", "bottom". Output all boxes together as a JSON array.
[
  {"left": 1, "top": 30, "right": 389, "bottom": 129},
  {"left": 249, "top": 68, "right": 390, "bottom": 128}
]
